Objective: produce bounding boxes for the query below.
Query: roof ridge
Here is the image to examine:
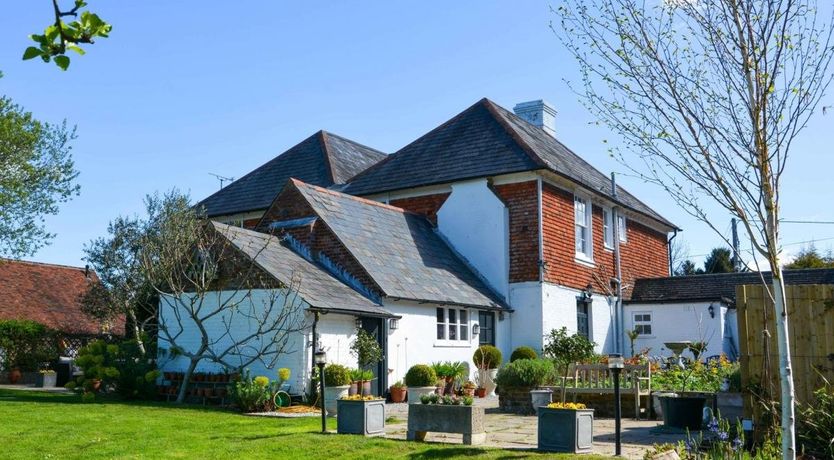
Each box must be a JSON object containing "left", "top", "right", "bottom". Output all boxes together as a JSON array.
[
  {"left": 482, "top": 98, "right": 548, "bottom": 168},
  {"left": 322, "top": 130, "right": 388, "bottom": 156},
  {"left": 0, "top": 258, "right": 88, "bottom": 272},
  {"left": 318, "top": 130, "right": 338, "bottom": 183},
  {"left": 290, "top": 178, "right": 422, "bottom": 216}
]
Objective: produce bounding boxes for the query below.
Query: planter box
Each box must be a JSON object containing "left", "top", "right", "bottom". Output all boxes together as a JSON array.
[
  {"left": 659, "top": 395, "right": 706, "bottom": 430},
  {"left": 336, "top": 399, "right": 386, "bottom": 436},
  {"left": 407, "top": 404, "right": 485, "bottom": 445},
  {"left": 716, "top": 392, "right": 743, "bottom": 423},
  {"left": 530, "top": 389, "right": 553, "bottom": 410},
  {"left": 35, "top": 373, "right": 57, "bottom": 388},
  {"left": 537, "top": 407, "right": 594, "bottom": 454},
  {"left": 323, "top": 385, "right": 350, "bottom": 417},
  {"left": 406, "top": 386, "right": 435, "bottom": 404}
]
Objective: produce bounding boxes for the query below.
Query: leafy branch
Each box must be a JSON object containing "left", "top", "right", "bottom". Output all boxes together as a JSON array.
[{"left": 22, "top": 1, "right": 111, "bottom": 70}]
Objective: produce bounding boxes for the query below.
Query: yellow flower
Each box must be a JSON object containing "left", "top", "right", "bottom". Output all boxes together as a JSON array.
[
  {"left": 254, "top": 376, "right": 270, "bottom": 387},
  {"left": 547, "top": 402, "right": 587, "bottom": 410}
]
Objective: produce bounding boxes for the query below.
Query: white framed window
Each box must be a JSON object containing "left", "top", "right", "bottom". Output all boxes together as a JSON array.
[
  {"left": 436, "top": 307, "right": 469, "bottom": 341},
  {"left": 603, "top": 208, "right": 614, "bottom": 249},
  {"left": 574, "top": 195, "right": 593, "bottom": 260},
  {"left": 633, "top": 312, "right": 652, "bottom": 336},
  {"left": 617, "top": 215, "right": 627, "bottom": 243}
]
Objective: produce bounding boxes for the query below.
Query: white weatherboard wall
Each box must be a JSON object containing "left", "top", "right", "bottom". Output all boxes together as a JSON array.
[
  {"left": 623, "top": 302, "right": 729, "bottom": 360},
  {"left": 437, "top": 179, "right": 510, "bottom": 299},
  {"left": 385, "top": 300, "right": 486, "bottom": 384},
  {"left": 156, "top": 290, "right": 360, "bottom": 394},
  {"left": 541, "top": 283, "right": 613, "bottom": 354}
]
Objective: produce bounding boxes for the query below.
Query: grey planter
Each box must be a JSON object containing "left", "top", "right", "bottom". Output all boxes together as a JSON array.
[
  {"left": 35, "top": 372, "right": 57, "bottom": 388},
  {"left": 323, "top": 385, "right": 349, "bottom": 416},
  {"left": 537, "top": 407, "right": 594, "bottom": 454},
  {"left": 407, "top": 403, "right": 486, "bottom": 445},
  {"left": 406, "top": 386, "right": 435, "bottom": 404},
  {"left": 530, "top": 389, "right": 553, "bottom": 410},
  {"left": 716, "top": 392, "right": 743, "bottom": 423},
  {"left": 336, "top": 399, "right": 386, "bottom": 436}
]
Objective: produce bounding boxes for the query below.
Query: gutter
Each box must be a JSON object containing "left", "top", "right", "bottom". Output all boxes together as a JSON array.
[
  {"left": 667, "top": 229, "right": 678, "bottom": 276},
  {"left": 385, "top": 296, "right": 513, "bottom": 313}
]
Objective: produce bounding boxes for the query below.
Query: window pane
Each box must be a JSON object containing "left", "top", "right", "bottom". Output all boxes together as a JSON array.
[
  {"left": 449, "top": 323, "right": 457, "bottom": 340},
  {"left": 644, "top": 325, "right": 652, "bottom": 335},
  {"left": 575, "top": 226, "right": 585, "bottom": 253},
  {"left": 618, "top": 216, "right": 627, "bottom": 241},
  {"left": 436, "top": 307, "right": 444, "bottom": 323},
  {"left": 448, "top": 309, "right": 456, "bottom": 324},
  {"left": 574, "top": 197, "right": 586, "bottom": 223},
  {"left": 437, "top": 324, "right": 445, "bottom": 340},
  {"left": 460, "top": 324, "right": 468, "bottom": 340},
  {"left": 459, "top": 310, "right": 467, "bottom": 324}
]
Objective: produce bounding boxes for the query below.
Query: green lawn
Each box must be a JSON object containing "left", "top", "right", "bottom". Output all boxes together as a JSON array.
[{"left": 0, "top": 389, "right": 608, "bottom": 459}]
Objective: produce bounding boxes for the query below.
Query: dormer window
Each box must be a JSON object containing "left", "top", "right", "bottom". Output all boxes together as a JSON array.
[{"left": 574, "top": 195, "right": 593, "bottom": 261}]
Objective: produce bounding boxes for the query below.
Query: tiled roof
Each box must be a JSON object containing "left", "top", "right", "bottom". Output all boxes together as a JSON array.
[
  {"left": 198, "top": 131, "right": 386, "bottom": 217},
  {"left": 0, "top": 259, "right": 122, "bottom": 335},
  {"left": 213, "top": 222, "right": 394, "bottom": 317},
  {"left": 344, "top": 98, "right": 675, "bottom": 229},
  {"left": 628, "top": 269, "right": 834, "bottom": 304},
  {"left": 289, "top": 180, "right": 507, "bottom": 309}
]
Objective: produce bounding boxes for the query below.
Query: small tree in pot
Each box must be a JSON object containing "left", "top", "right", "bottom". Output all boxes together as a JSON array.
[
  {"left": 542, "top": 327, "right": 595, "bottom": 403},
  {"left": 349, "top": 329, "right": 382, "bottom": 397},
  {"left": 473, "top": 345, "right": 502, "bottom": 396}
]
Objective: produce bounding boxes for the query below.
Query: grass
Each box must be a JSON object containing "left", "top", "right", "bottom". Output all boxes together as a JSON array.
[{"left": 0, "top": 389, "right": 610, "bottom": 459}]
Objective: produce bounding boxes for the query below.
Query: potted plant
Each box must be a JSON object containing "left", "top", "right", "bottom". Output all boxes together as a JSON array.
[
  {"left": 408, "top": 393, "right": 484, "bottom": 445},
  {"left": 494, "top": 358, "right": 555, "bottom": 414},
  {"left": 389, "top": 380, "right": 407, "bottom": 403},
  {"left": 656, "top": 361, "right": 708, "bottom": 430},
  {"left": 322, "top": 364, "right": 351, "bottom": 416},
  {"left": 462, "top": 380, "right": 476, "bottom": 397},
  {"left": 473, "top": 345, "right": 502, "bottom": 396},
  {"left": 538, "top": 402, "right": 594, "bottom": 453},
  {"left": 348, "top": 369, "right": 373, "bottom": 396},
  {"left": 337, "top": 394, "right": 386, "bottom": 436},
  {"left": 404, "top": 364, "right": 437, "bottom": 404},
  {"left": 542, "top": 327, "right": 595, "bottom": 404},
  {"left": 35, "top": 369, "right": 57, "bottom": 388},
  {"left": 349, "top": 329, "right": 383, "bottom": 397},
  {"left": 475, "top": 386, "right": 487, "bottom": 398}
]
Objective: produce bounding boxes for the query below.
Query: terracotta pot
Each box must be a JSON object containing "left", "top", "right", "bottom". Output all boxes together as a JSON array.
[
  {"left": 463, "top": 387, "right": 476, "bottom": 397},
  {"left": 475, "top": 388, "right": 487, "bottom": 398},
  {"left": 435, "top": 384, "right": 445, "bottom": 396},
  {"left": 91, "top": 379, "right": 102, "bottom": 392},
  {"left": 390, "top": 386, "right": 407, "bottom": 403},
  {"left": 8, "top": 368, "right": 22, "bottom": 385}
]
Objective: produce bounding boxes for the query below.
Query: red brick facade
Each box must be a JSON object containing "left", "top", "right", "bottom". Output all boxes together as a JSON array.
[
  {"left": 540, "top": 183, "right": 668, "bottom": 296},
  {"left": 389, "top": 193, "right": 450, "bottom": 225},
  {"left": 493, "top": 181, "right": 540, "bottom": 283}
]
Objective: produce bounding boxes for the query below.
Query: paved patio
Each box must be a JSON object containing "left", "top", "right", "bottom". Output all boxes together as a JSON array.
[{"left": 384, "top": 397, "right": 687, "bottom": 459}]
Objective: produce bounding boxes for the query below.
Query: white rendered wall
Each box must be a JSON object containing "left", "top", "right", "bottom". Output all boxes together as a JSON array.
[
  {"left": 437, "top": 179, "right": 510, "bottom": 299},
  {"left": 508, "top": 282, "right": 544, "bottom": 354},
  {"left": 623, "top": 302, "right": 727, "bottom": 360},
  {"left": 385, "top": 300, "right": 485, "bottom": 384},
  {"left": 541, "top": 282, "right": 613, "bottom": 354}
]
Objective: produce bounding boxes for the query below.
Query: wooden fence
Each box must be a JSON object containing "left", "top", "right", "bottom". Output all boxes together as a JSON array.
[{"left": 736, "top": 283, "right": 834, "bottom": 420}]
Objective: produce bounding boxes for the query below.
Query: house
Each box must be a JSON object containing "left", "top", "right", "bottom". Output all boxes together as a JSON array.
[
  {"left": 159, "top": 98, "right": 676, "bottom": 395},
  {"left": 197, "top": 130, "right": 386, "bottom": 226},
  {"left": 0, "top": 259, "right": 121, "bottom": 338},
  {"left": 625, "top": 268, "right": 834, "bottom": 361}
]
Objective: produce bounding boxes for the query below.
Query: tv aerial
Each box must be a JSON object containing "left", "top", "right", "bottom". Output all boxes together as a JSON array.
[{"left": 209, "top": 173, "right": 235, "bottom": 190}]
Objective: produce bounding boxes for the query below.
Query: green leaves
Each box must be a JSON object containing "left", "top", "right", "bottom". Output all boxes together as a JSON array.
[{"left": 23, "top": 2, "right": 112, "bottom": 71}]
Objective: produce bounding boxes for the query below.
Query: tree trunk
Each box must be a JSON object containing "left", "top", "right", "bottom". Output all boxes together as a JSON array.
[
  {"left": 176, "top": 359, "right": 199, "bottom": 404},
  {"left": 126, "top": 309, "right": 146, "bottom": 355},
  {"left": 770, "top": 264, "right": 796, "bottom": 459}
]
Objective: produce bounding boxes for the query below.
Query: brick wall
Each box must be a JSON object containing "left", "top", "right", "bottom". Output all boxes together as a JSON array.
[
  {"left": 389, "top": 193, "right": 450, "bottom": 225},
  {"left": 541, "top": 183, "right": 669, "bottom": 295},
  {"left": 494, "top": 181, "right": 539, "bottom": 283}
]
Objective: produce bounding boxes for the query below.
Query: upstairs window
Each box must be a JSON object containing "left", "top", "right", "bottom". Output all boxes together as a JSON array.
[
  {"left": 617, "top": 215, "right": 627, "bottom": 243},
  {"left": 574, "top": 195, "right": 593, "bottom": 260},
  {"left": 603, "top": 208, "right": 614, "bottom": 249}
]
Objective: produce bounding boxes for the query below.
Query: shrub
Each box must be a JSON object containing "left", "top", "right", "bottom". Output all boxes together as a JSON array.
[
  {"left": 390, "top": 380, "right": 406, "bottom": 389},
  {"left": 277, "top": 368, "right": 291, "bottom": 383},
  {"left": 404, "top": 364, "right": 437, "bottom": 387},
  {"left": 231, "top": 371, "right": 272, "bottom": 412},
  {"left": 473, "top": 345, "right": 502, "bottom": 369},
  {"left": 322, "top": 364, "right": 352, "bottom": 387},
  {"left": 494, "top": 358, "right": 554, "bottom": 388},
  {"left": 431, "top": 361, "right": 466, "bottom": 380},
  {"left": 74, "top": 339, "right": 158, "bottom": 399},
  {"left": 510, "top": 346, "right": 538, "bottom": 362},
  {"left": 0, "top": 319, "right": 58, "bottom": 371},
  {"left": 797, "top": 381, "right": 834, "bottom": 459}
]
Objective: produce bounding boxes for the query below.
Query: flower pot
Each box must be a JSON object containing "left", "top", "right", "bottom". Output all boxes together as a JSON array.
[
  {"left": 478, "top": 369, "right": 498, "bottom": 396},
  {"left": 35, "top": 372, "right": 57, "bottom": 388},
  {"left": 475, "top": 388, "right": 487, "bottom": 398},
  {"left": 8, "top": 368, "right": 22, "bottom": 385},
  {"left": 323, "top": 385, "right": 350, "bottom": 416},
  {"left": 716, "top": 392, "right": 743, "bottom": 422},
  {"left": 406, "top": 386, "right": 436, "bottom": 404},
  {"left": 91, "top": 379, "right": 102, "bottom": 392},
  {"left": 652, "top": 391, "right": 677, "bottom": 419},
  {"left": 336, "top": 399, "right": 386, "bottom": 436},
  {"left": 463, "top": 387, "right": 475, "bottom": 397},
  {"left": 537, "top": 406, "right": 594, "bottom": 453},
  {"left": 530, "top": 389, "right": 553, "bottom": 409},
  {"left": 659, "top": 395, "right": 707, "bottom": 430},
  {"left": 390, "top": 386, "right": 407, "bottom": 403}
]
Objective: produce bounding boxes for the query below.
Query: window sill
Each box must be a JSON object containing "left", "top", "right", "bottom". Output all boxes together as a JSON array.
[
  {"left": 433, "top": 341, "right": 473, "bottom": 348},
  {"left": 574, "top": 255, "right": 595, "bottom": 268}
]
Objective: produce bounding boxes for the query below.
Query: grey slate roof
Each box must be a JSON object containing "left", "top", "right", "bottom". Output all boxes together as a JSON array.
[
  {"left": 628, "top": 269, "right": 834, "bottom": 305},
  {"left": 213, "top": 221, "right": 394, "bottom": 317},
  {"left": 290, "top": 180, "right": 507, "bottom": 309},
  {"left": 344, "top": 98, "right": 675, "bottom": 230},
  {"left": 199, "top": 131, "right": 386, "bottom": 217}
]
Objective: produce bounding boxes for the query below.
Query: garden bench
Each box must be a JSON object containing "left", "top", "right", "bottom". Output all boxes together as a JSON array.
[{"left": 561, "top": 363, "right": 651, "bottom": 419}]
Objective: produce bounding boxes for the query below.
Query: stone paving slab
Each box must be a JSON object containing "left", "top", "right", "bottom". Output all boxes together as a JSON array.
[{"left": 384, "top": 397, "right": 687, "bottom": 459}]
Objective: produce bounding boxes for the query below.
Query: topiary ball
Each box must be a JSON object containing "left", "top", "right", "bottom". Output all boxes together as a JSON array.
[
  {"left": 323, "top": 364, "right": 352, "bottom": 386},
  {"left": 473, "top": 345, "right": 503, "bottom": 369},
  {"left": 510, "top": 346, "right": 538, "bottom": 362},
  {"left": 404, "top": 364, "right": 437, "bottom": 387}
]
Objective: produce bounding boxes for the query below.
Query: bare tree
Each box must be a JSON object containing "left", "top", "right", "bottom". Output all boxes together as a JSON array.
[
  {"left": 140, "top": 198, "right": 309, "bottom": 403},
  {"left": 669, "top": 237, "right": 690, "bottom": 276},
  {"left": 554, "top": 0, "right": 834, "bottom": 456}
]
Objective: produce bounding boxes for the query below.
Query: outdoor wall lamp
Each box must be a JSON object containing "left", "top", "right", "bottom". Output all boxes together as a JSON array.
[
  {"left": 355, "top": 317, "right": 363, "bottom": 329},
  {"left": 708, "top": 304, "right": 715, "bottom": 318},
  {"left": 314, "top": 349, "right": 327, "bottom": 433},
  {"left": 472, "top": 323, "right": 480, "bottom": 336},
  {"left": 389, "top": 318, "right": 399, "bottom": 330},
  {"left": 608, "top": 353, "right": 624, "bottom": 456}
]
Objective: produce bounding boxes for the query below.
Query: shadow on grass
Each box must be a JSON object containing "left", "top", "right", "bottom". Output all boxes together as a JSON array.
[
  {"left": 0, "top": 388, "right": 239, "bottom": 415},
  {"left": 406, "top": 446, "right": 542, "bottom": 459}
]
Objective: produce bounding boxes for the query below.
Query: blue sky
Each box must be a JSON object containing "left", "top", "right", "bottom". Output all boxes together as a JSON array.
[{"left": 2, "top": 1, "right": 833, "bottom": 269}]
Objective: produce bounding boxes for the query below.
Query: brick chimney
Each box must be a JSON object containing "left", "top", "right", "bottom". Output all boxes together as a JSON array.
[{"left": 513, "top": 100, "right": 557, "bottom": 137}]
